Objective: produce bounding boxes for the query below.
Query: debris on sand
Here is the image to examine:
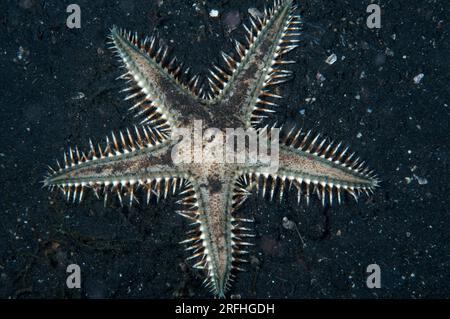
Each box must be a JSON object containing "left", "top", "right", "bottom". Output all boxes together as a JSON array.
[
  {"left": 316, "top": 72, "right": 326, "bottom": 82},
  {"left": 413, "top": 73, "right": 424, "bottom": 84},
  {"left": 282, "top": 216, "right": 296, "bottom": 230},
  {"left": 72, "top": 92, "right": 86, "bottom": 100},
  {"left": 223, "top": 10, "right": 241, "bottom": 32},
  {"left": 248, "top": 7, "right": 263, "bottom": 19},
  {"left": 209, "top": 9, "right": 219, "bottom": 18},
  {"left": 413, "top": 174, "right": 428, "bottom": 185},
  {"left": 325, "top": 53, "right": 337, "bottom": 65}
]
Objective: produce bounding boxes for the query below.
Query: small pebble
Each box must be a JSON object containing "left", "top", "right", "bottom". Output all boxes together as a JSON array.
[
  {"left": 325, "top": 53, "right": 337, "bottom": 65},
  {"left": 15, "top": 46, "right": 30, "bottom": 64},
  {"left": 72, "top": 92, "right": 86, "bottom": 100},
  {"left": 413, "top": 73, "right": 424, "bottom": 84},
  {"left": 223, "top": 10, "right": 241, "bottom": 32},
  {"left": 316, "top": 72, "right": 326, "bottom": 82},
  {"left": 248, "top": 7, "right": 263, "bottom": 19},
  {"left": 385, "top": 47, "right": 394, "bottom": 57},
  {"left": 282, "top": 217, "right": 295, "bottom": 230},
  {"left": 209, "top": 9, "right": 219, "bottom": 18},
  {"left": 413, "top": 174, "right": 428, "bottom": 185},
  {"left": 17, "top": 47, "right": 26, "bottom": 60}
]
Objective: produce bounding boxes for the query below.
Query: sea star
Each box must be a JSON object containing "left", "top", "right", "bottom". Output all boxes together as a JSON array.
[{"left": 44, "top": 0, "right": 379, "bottom": 297}]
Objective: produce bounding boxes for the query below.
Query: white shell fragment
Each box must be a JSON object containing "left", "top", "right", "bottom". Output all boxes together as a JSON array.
[
  {"left": 209, "top": 9, "right": 219, "bottom": 18},
  {"left": 248, "top": 7, "right": 263, "bottom": 19},
  {"left": 413, "top": 73, "right": 424, "bottom": 84},
  {"left": 325, "top": 53, "right": 337, "bottom": 65},
  {"left": 413, "top": 174, "right": 428, "bottom": 185}
]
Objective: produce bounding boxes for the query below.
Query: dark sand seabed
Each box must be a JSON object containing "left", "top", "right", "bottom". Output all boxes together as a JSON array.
[{"left": 0, "top": 0, "right": 448, "bottom": 298}]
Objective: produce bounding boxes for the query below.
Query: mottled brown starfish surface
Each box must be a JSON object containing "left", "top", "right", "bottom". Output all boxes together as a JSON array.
[{"left": 44, "top": 0, "right": 379, "bottom": 297}]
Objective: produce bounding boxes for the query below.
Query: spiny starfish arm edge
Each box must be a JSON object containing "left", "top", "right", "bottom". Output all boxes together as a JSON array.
[{"left": 43, "top": 126, "right": 188, "bottom": 206}]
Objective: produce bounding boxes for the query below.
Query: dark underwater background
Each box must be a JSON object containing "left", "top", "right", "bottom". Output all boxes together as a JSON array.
[{"left": 0, "top": 0, "right": 448, "bottom": 298}]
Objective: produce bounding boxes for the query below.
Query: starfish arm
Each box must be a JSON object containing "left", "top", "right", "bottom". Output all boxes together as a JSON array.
[
  {"left": 238, "top": 128, "right": 380, "bottom": 206},
  {"left": 175, "top": 164, "right": 254, "bottom": 298},
  {"left": 207, "top": 0, "right": 301, "bottom": 128},
  {"left": 44, "top": 126, "right": 186, "bottom": 206},
  {"left": 108, "top": 27, "right": 205, "bottom": 134}
]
